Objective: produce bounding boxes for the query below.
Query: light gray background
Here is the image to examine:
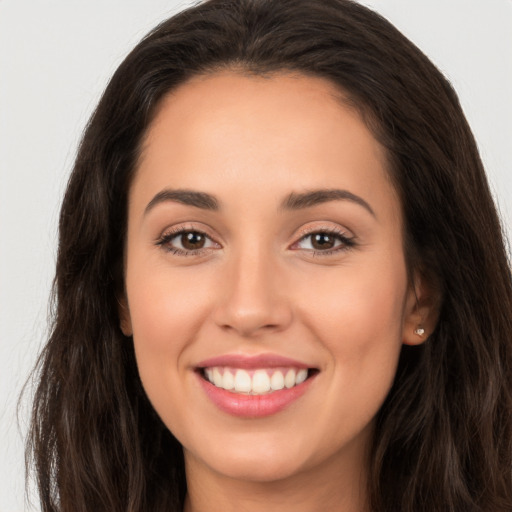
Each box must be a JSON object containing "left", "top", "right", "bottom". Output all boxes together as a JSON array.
[{"left": 1, "top": 1, "right": 511, "bottom": 510}]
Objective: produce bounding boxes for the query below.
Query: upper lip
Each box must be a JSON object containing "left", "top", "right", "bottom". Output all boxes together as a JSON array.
[{"left": 196, "top": 353, "right": 313, "bottom": 370}]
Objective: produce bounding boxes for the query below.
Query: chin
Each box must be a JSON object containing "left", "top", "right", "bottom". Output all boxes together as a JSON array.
[
  {"left": 209, "top": 453, "right": 309, "bottom": 483},
  {"left": 184, "top": 434, "right": 314, "bottom": 483}
]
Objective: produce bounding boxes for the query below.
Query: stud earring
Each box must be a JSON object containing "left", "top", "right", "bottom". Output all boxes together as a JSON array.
[{"left": 414, "top": 326, "right": 425, "bottom": 336}]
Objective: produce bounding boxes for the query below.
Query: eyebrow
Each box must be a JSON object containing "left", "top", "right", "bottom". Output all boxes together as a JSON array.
[
  {"left": 144, "top": 187, "right": 375, "bottom": 217},
  {"left": 145, "top": 189, "right": 219, "bottom": 214},
  {"left": 281, "top": 189, "right": 375, "bottom": 217}
]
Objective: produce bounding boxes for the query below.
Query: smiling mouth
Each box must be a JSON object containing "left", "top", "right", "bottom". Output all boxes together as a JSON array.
[{"left": 198, "top": 367, "right": 318, "bottom": 395}]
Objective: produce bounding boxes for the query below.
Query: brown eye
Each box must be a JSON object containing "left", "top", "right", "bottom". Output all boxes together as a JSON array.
[
  {"left": 181, "top": 231, "right": 206, "bottom": 250},
  {"left": 293, "top": 229, "right": 354, "bottom": 254},
  {"left": 158, "top": 229, "right": 219, "bottom": 255},
  {"left": 310, "top": 233, "right": 336, "bottom": 250}
]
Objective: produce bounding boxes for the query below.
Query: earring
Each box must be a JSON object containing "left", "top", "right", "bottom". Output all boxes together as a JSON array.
[{"left": 414, "top": 326, "right": 425, "bottom": 336}]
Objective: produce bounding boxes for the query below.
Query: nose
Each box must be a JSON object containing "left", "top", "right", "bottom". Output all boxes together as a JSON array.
[{"left": 212, "top": 248, "right": 293, "bottom": 338}]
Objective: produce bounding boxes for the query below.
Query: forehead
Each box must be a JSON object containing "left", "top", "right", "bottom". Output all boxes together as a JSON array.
[{"left": 132, "top": 71, "right": 399, "bottom": 221}]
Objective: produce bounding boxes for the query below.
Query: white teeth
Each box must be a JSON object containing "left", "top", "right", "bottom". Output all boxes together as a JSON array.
[
  {"left": 270, "top": 371, "right": 285, "bottom": 391},
  {"left": 234, "top": 369, "right": 252, "bottom": 393},
  {"left": 203, "top": 366, "right": 311, "bottom": 395},
  {"left": 252, "top": 370, "right": 271, "bottom": 393},
  {"left": 222, "top": 370, "right": 234, "bottom": 390},
  {"left": 284, "top": 369, "right": 296, "bottom": 389},
  {"left": 213, "top": 368, "right": 223, "bottom": 388},
  {"left": 296, "top": 368, "right": 308, "bottom": 385}
]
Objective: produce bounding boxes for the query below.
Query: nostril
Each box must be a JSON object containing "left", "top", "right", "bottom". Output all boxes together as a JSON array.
[{"left": 218, "top": 320, "right": 283, "bottom": 337}]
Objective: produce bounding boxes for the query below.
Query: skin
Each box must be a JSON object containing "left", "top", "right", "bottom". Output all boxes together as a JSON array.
[{"left": 120, "top": 71, "right": 433, "bottom": 512}]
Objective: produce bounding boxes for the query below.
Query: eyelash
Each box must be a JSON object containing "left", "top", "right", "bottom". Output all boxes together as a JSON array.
[
  {"left": 155, "top": 226, "right": 356, "bottom": 257},
  {"left": 292, "top": 226, "right": 356, "bottom": 256},
  {"left": 156, "top": 226, "right": 217, "bottom": 257}
]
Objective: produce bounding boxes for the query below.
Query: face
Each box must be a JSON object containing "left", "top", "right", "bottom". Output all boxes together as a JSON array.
[{"left": 121, "top": 71, "right": 426, "bottom": 486}]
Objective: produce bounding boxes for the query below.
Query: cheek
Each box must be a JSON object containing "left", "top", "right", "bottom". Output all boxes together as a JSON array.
[
  {"left": 125, "top": 262, "right": 214, "bottom": 381},
  {"left": 301, "top": 261, "right": 407, "bottom": 345},
  {"left": 297, "top": 257, "right": 408, "bottom": 400},
  {"left": 125, "top": 263, "right": 220, "bottom": 437}
]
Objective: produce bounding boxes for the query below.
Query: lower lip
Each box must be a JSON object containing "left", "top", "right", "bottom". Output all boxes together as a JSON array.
[{"left": 197, "top": 372, "right": 316, "bottom": 418}]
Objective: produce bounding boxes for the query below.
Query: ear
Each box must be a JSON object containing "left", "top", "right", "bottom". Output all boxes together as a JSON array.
[
  {"left": 117, "top": 292, "right": 133, "bottom": 337},
  {"left": 402, "top": 271, "right": 440, "bottom": 346}
]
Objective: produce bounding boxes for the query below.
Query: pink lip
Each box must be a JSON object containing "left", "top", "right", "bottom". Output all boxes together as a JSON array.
[
  {"left": 195, "top": 353, "right": 318, "bottom": 418},
  {"left": 197, "top": 373, "right": 316, "bottom": 418},
  {"left": 196, "top": 353, "right": 311, "bottom": 370}
]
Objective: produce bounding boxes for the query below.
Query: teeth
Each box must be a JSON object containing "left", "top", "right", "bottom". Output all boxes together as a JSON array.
[
  {"left": 222, "top": 370, "right": 234, "bottom": 390},
  {"left": 234, "top": 370, "right": 252, "bottom": 392},
  {"left": 296, "top": 368, "right": 308, "bottom": 385},
  {"left": 203, "top": 367, "right": 311, "bottom": 395},
  {"left": 252, "top": 370, "right": 271, "bottom": 393},
  {"left": 270, "top": 371, "right": 285, "bottom": 391},
  {"left": 213, "top": 368, "right": 223, "bottom": 388},
  {"left": 284, "top": 369, "right": 296, "bottom": 389}
]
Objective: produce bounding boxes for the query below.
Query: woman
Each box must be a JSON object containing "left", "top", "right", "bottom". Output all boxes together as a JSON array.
[{"left": 28, "top": 0, "right": 512, "bottom": 510}]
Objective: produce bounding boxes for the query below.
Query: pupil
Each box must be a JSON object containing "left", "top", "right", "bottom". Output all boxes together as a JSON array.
[
  {"left": 182, "top": 232, "right": 205, "bottom": 250},
  {"left": 312, "top": 233, "right": 334, "bottom": 250}
]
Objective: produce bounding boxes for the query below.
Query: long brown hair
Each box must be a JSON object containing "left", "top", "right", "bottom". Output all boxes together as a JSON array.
[{"left": 27, "top": 1, "right": 512, "bottom": 510}]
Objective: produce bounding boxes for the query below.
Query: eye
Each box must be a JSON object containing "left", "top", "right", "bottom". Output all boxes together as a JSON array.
[
  {"left": 156, "top": 228, "right": 220, "bottom": 255},
  {"left": 292, "top": 228, "right": 355, "bottom": 254}
]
